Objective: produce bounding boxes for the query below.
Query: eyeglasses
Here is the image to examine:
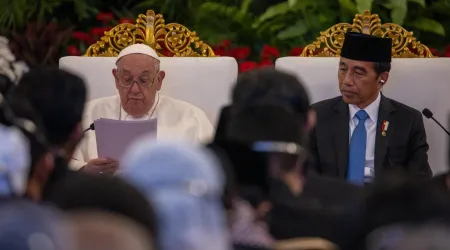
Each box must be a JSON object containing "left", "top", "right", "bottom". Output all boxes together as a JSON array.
[{"left": 118, "top": 71, "right": 159, "bottom": 87}]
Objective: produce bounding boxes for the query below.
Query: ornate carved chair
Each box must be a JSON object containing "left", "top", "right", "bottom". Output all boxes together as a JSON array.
[
  {"left": 59, "top": 10, "right": 238, "bottom": 125},
  {"left": 300, "top": 10, "right": 434, "bottom": 58},
  {"left": 275, "top": 10, "right": 450, "bottom": 174}
]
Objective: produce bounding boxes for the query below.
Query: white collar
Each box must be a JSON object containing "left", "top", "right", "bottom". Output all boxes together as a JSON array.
[
  {"left": 348, "top": 92, "right": 381, "bottom": 122},
  {"left": 118, "top": 93, "right": 159, "bottom": 121}
]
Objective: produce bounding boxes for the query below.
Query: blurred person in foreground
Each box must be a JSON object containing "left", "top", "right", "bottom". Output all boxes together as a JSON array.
[
  {"left": 0, "top": 80, "right": 55, "bottom": 201},
  {"left": 9, "top": 68, "right": 87, "bottom": 199},
  {"left": 310, "top": 32, "right": 431, "bottom": 185},
  {"left": 120, "top": 140, "right": 229, "bottom": 250},
  {"left": 71, "top": 44, "right": 213, "bottom": 173},
  {"left": 47, "top": 173, "right": 157, "bottom": 246},
  {"left": 0, "top": 200, "right": 71, "bottom": 250},
  {"left": 68, "top": 211, "right": 154, "bottom": 250},
  {"left": 0, "top": 123, "right": 30, "bottom": 199},
  {"left": 0, "top": 44, "right": 78, "bottom": 202},
  {"left": 209, "top": 69, "right": 363, "bottom": 249},
  {"left": 354, "top": 171, "right": 450, "bottom": 250}
]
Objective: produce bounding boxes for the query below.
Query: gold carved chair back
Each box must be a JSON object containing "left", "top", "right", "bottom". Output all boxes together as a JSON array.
[
  {"left": 300, "top": 10, "right": 435, "bottom": 58},
  {"left": 84, "top": 10, "right": 215, "bottom": 57}
]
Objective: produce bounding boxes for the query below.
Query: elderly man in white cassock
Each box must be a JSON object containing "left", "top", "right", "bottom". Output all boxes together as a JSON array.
[{"left": 71, "top": 44, "right": 213, "bottom": 173}]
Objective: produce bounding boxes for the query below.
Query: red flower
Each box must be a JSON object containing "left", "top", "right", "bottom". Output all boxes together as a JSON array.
[
  {"left": 444, "top": 45, "right": 450, "bottom": 57},
  {"left": 119, "top": 18, "right": 134, "bottom": 24},
  {"left": 313, "top": 48, "right": 323, "bottom": 56},
  {"left": 261, "top": 45, "right": 279, "bottom": 60},
  {"left": 161, "top": 50, "right": 174, "bottom": 57},
  {"left": 72, "top": 31, "right": 91, "bottom": 42},
  {"left": 429, "top": 48, "right": 442, "bottom": 57},
  {"left": 239, "top": 61, "right": 257, "bottom": 72},
  {"left": 212, "top": 47, "right": 227, "bottom": 56},
  {"left": 258, "top": 60, "right": 274, "bottom": 68},
  {"left": 96, "top": 12, "right": 114, "bottom": 22},
  {"left": 67, "top": 45, "right": 81, "bottom": 56},
  {"left": 219, "top": 40, "right": 231, "bottom": 48},
  {"left": 289, "top": 47, "right": 303, "bottom": 56},
  {"left": 230, "top": 47, "right": 251, "bottom": 60},
  {"left": 90, "top": 27, "right": 112, "bottom": 37}
]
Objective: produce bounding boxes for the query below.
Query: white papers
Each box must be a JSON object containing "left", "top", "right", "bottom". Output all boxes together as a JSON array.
[{"left": 94, "top": 118, "right": 157, "bottom": 160}]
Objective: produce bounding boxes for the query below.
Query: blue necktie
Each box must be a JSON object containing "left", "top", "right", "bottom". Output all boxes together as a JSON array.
[{"left": 347, "top": 110, "right": 369, "bottom": 185}]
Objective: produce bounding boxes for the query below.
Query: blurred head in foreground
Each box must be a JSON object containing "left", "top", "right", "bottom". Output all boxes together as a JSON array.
[
  {"left": 121, "top": 140, "right": 229, "bottom": 250},
  {"left": 13, "top": 68, "right": 87, "bottom": 159},
  {"left": 214, "top": 68, "right": 315, "bottom": 200},
  {"left": 68, "top": 211, "right": 154, "bottom": 250},
  {"left": 362, "top": 172, "right": 450, "bottom": 250},
  {"left": 0, "top": 200, "right": 71, "bottom": 250},
  {"left": 209, "top": 69, "right": 315, "bottom": 249},
  {"left": 47, "top": 173, "right": 157, "bottom": 245},
  {"left": 12, "top": 68, "right": 87, "bottom": 199}
]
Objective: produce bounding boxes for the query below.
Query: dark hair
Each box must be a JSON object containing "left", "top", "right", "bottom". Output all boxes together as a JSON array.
[
  {"left": 362, "top": 172, "right": 450, "bottom": 234},
  {"left": 48, "top": 173, "right": 158, "bottom": 241},
  {"left": 205, "top": 143, "right": 236, "bottom": 210},
  {"left": 232, "top": 68, "right": 310, "bottom": 119},
  {"left": 0, "top": 75, "right": 13, "bottom": 95},
  {"left": 12, "top": 68, "right": 86, "bottom": 146},
  {"left": 374, "top": 62, "right": 391, "bottom": 76}
]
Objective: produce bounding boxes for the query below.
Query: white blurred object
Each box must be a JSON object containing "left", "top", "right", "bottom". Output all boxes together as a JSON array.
[
  {"left": 0, "top": 36, "right": 29, "bottom": 83},
  {"left": 0, "top": 124, "right": 30, "bottom": 196}
]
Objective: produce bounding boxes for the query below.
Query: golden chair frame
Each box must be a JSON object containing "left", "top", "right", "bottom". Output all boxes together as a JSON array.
[
  {"left": 300, "top": 10, "right": 435, "bottom": 58},
  {"left": 84, "top": 10, "right": 215, "bottom": 57}
]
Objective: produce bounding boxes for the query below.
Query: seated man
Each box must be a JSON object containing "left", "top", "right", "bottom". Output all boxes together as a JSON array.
[
  {"left": 71, "top": 44, "right": 213, "bottom": 172},
  {"left": 310, "top": 32, "right": 431, "bottom": 185}
]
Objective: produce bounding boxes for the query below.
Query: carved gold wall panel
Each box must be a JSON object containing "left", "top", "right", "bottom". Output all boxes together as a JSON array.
[
  {"left": 84, "top": 10, "right": 215, "bottom": 57},
  {"left": 300, "top": 10, "right": 435, "bottom": 58}
]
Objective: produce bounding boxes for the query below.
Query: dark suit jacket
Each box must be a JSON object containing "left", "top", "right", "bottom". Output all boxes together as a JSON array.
[{"left": 309, "top": 95, "right": 431, "bottom": 180}]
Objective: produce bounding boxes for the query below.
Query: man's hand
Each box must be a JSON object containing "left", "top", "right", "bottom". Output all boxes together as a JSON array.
[{"left": 81, "top": 158, "right": 118, "bottom": 175}]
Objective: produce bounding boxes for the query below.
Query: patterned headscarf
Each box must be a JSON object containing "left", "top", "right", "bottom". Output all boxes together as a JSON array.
[
  {"left": 0, "top": 124, "right": 30, "bottom": 196},
  {"left": 120, "top": 140, "right": 229, "bottom": 250}
]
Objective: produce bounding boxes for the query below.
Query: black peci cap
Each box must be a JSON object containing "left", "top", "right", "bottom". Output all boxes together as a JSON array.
[{"left": 341, "top": 32, "right": 392, "bottom": 62}]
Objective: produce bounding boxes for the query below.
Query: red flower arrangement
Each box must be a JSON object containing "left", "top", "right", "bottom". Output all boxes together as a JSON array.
[
  {"left": 212, "top": 40, "right": 307, "bottom": 72},
  {"left": 67, "top": 12, "right": 132, "bottom": 56}
]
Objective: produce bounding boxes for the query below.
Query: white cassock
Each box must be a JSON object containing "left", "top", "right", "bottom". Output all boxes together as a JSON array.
[{"left": 70, "top": 94, "right": 214, "bottom": 170}]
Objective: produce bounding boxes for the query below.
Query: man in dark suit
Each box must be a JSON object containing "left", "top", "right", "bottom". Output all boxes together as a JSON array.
[{"left": 310, "top": 32, "right": 431, "bottom": 184}]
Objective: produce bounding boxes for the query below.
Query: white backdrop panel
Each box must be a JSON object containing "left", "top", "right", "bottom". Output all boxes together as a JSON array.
[
  {"left": 276, "top": 57, "right": 450, "bottom": 174},
  {"left": 59, "top": 56, "right": 238, "bottom": 126}
]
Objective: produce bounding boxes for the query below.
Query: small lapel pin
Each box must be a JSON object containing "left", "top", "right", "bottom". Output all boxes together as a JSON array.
[{"left": 381, "top": 120, "right": 389, "bottom": 136}]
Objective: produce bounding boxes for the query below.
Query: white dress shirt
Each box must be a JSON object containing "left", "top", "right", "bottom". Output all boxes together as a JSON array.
[
  {"left": 70, "top": 94, "right": 214, "bottom": 170},
  {"left": 348, "top": 92, "right": 381, "bottom": 181}
]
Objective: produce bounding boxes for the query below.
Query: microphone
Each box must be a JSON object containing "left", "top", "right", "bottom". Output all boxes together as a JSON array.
[
  {"left": 83, "top": 123, "right": 95, "bottom": 133},
  {"left": 422, "top": 108, "right": 450, "bottom": 136}
]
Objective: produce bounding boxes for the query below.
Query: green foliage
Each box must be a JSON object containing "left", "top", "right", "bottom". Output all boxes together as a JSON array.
[
  {"left": 0, "top": 0, "right": 98, "bottom": 30},
  {"left": 190, "top": 0, "right": 450, "bottom": 51},
  {"left": 2, "top": 0, "right": 450, "bottom": 64}
]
